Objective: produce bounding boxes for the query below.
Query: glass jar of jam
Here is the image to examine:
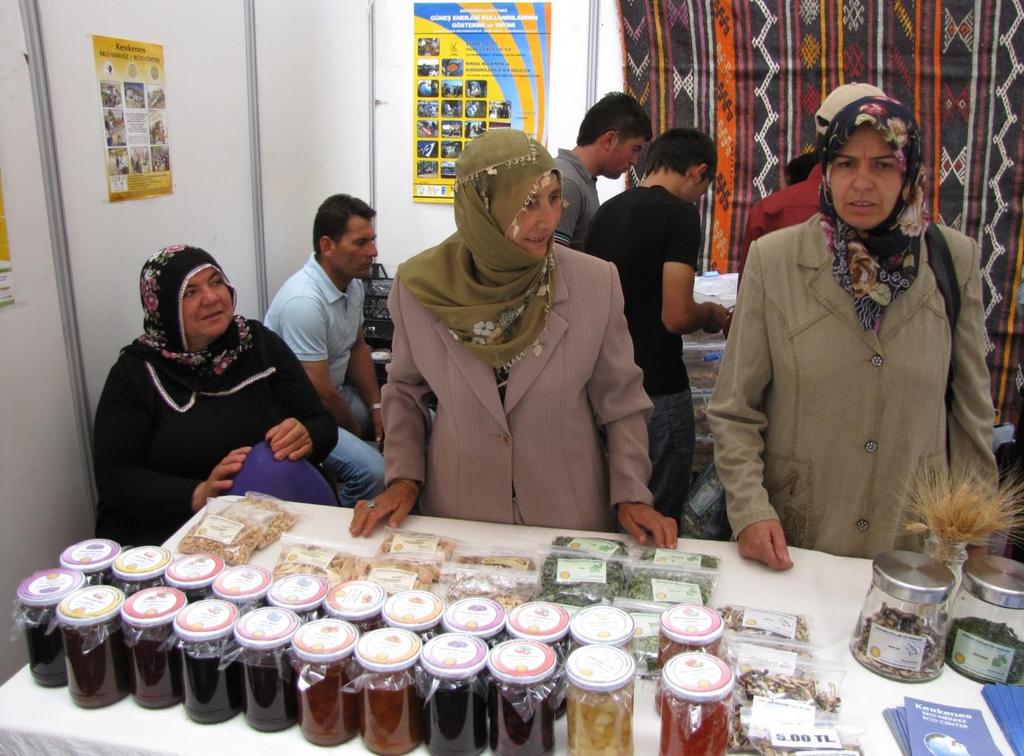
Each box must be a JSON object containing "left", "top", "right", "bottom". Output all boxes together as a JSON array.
[
  {"left": 268, "top": 574, "right": 328, "bottom": 623},
  {"left": 234, "top": 606, "right": 301, "bottom": 732},
  {"left": 326, "top": 579, "right": 387, "bottom": 634},
  {"left": 59, "top": 539, "right": 121, "bottom": 586},
  {"left": 292, "top": 617, "right": 360, "bottom": 746},
  {"left": 487, "top": 639, "right": 558, "bottom": 756},
  {"left": 174, "top": 599, "right": 244, "bottom": 724},
  {"left": 56, "top": 585, "right": 131, "bottom": 708},
  {"left": 442, "top": 597, "right": 506, "bottom": 647},
  {"left": 566, "top": 644, "right": 636, "bottom": 756},
  {"left": 506, "top": 601, "right": 571, "bottom": 720},
  {"left": 569, "top": 604, "right": 635, "bottom": 650},
  {"left": 355, "top": 627, "right": 423, "bottom": 754},
  {"left": 383, "top": 589, "right": 444, "bottom": 640},
  {"left": 419, "top": 633, "right": 489, "bottom": 756},
  {"left": 659, "top": 652, "right": 734, "bottom": 756},
  {"left": 110, "top": 546, "right": 172, "bottom": 597},
  {"left": 212, "top": 564, "right": 272, "bottom": 615},
  {"left": 15, "top": 568, "right": 85, "bottom": 686},
  {"left": 120, "top": 586, "right": 186, "bottom": 707},
  {"left": 164, "top": 553, "right": 224, "bottom": 602},
  {"left": 659, "top": 604, "right": 724, "bottom": 665}
]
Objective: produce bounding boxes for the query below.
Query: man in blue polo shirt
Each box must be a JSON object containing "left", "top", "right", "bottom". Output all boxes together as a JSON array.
[{"left": 265, "top": 194, "right": 385, "bottom": 506}]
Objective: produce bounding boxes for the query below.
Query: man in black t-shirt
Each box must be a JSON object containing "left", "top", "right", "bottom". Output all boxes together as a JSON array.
[{"left": 586, "top": 128, "right": 729, "bottom": 523}]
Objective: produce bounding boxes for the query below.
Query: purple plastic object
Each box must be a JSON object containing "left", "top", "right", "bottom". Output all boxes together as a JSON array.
[{"left": 225, "top": 441, "right": 337, "bottom": 505}]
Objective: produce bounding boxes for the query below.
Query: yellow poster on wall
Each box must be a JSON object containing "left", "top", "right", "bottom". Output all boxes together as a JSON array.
[
  {"left": 0, "top": 171, "right": 12, "bottom": 307},
  {"left": 92, "top": 35, "right": 172, "bottom": 202},
  {"left": 412, "top": 3, "right": 551, "bottom": 203}
]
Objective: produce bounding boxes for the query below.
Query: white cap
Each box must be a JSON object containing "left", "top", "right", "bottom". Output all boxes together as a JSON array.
[{"left": 815, "top": 82, "right": 886, "bottom": 134}]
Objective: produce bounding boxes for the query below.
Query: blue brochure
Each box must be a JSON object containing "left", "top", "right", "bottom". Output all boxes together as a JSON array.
[{"left": 903, "top": 697, "right": 1000, "bottom": 756}]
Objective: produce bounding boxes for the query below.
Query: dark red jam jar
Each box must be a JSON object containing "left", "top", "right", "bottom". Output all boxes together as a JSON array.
[
  {"left": 163, "top": 553, "right": 224, "bottom": 603},
  {"left": 120, "top": 586, "right": 187, "bottom": 708},
  {"left": 234, "top": 606, "right": 301, "bottom": 732},
  {"left": 486, "top": 639, "right": 558, "bottom": 756},
  {"left": 267, "top": 574, "right": 328, "bottom": 623},
  {"left": 212, "top": 564, "right": 272, "bottom": 615},
  {"left": 325, "top": 580, "right": 387, "bottom": 634},
  {"left": 419, "top": 633, "right": 489, "bottom": 756},
  {"left": 110, "top": 546, "right": 172, "bottom": 597},
  {"left": 56, "top": 585, "right": 131, "bottom": 708},
  {"left": 173, "top": 599, "right": 243, "bottom": 724},
  {"left": 15, "top": 568, "right": 85, "bottom": 686},
  {"left": 59, "top": 539, "right": 121, "bottom": 586}
]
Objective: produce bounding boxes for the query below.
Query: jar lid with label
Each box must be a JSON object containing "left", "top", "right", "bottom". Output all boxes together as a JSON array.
[
  {"left": 565, "top": 644, "right": 636, "bottom": 692},
  {"left": 442, "top": 597, "right": 506, "bottom": 639},
  {"left": 165, "top": 553, "right": 224, "bottom": 590},
  {"left": 421, "top": 633, "right": 489, "bottom": 678},
  {"left": 268, "top": 574, "right": 329, "bottom": 613},
  {"left": 212, "top": 564, "right": 272, "bottom": 601},
  {"left": 234, "top": 606, "right": 301, "bottom": 650},
  {"left": 291, "top": 618, "right": 358, "bottom": 663},
  {"left": 56, "top": 585, "right": 125, "bottom": 627},
  {"left": 382, "top": 590, "right": 444, "bottom": 632},
  {"left": 326, "top": 580, "right": 387, "bottom": 621},
  {"left": 962, "top": 555, "right": 1024, "bottom": 609},
  {"left": 871, "top": 551, "right": 954, "bottom": 604},
  {"left": 111, "top": 546, "right": 173, "bottom": 582},
  {"left": 660, "top": 604, "right": 724, "bottom": 646},
  {"left": 661, "top": 652, "right": 734, "bottom": 703},
  {"left": 59, "top": 539, "right": 121, "bottom": 574},
  {"left": 487, "top": 639, "right": 557, "bottom": 685},
  {"left": 174, "top": 599, "right": 240, "bottom": 642},
  {"left": 506, "top": 601, "right": 570, "bottom": 644},
  {"left": 121, "top": 587, "right": 187, "bottom": 627},
  {"left": 569, "top": 604, "right": 635, "bottom": 647},
  {"left": 355, "top": 627, "right": 422, "bottom": 672},
  {"left": 17, "top": 568, "right": 85, "bottom": 607}
]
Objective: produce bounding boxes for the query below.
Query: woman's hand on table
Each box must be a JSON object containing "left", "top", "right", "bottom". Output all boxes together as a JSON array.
[
  {"left": 349, "top": 481, "right": 418, "bottom": 537},
  {"left": 617, "top": 502, "right": 678, "bottom": 548},
  {"left": 191, "top": 446, "right": 251, "bottom": 512},
  {"left": 737, "top": 519, "right": 793, "bottom": 570},
  {"left": 266, "top": 417, "right": 312, "bottom": 460}
]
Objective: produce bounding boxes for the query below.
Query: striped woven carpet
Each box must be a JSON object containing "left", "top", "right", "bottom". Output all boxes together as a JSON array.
[{"left": 619, "top": 0, "right": 1024, "bottom": 423}]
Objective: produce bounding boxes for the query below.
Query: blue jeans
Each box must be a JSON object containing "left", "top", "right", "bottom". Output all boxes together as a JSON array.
[
  {"left": 322, "top": 385, "right": 385, "bottom": 507},
  {"left": 648, "top": 389, "right": 695, "bottom": 523}
]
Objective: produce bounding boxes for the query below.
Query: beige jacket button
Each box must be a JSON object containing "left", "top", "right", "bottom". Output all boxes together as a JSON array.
[
  {"left": 864, "top": 440, "right": 877, "bottom": 453},
  {"left": 871, "top": 354, "right": 884, "bottom": 367},
  {"left": 856, "top": 519, "right": 869, "bottom": 531}
]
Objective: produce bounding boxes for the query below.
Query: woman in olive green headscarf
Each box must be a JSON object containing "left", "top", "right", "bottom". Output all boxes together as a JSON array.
[{"left": 350, "top": 130, "right": 677, "bottom": 548}]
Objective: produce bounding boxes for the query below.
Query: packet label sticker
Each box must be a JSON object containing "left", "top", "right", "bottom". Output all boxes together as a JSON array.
[
  {"left": 742, "top": 608, "right": 798, "bottom": 639},
  {"left": 368, "top": 567, "right": 417, "bottom": 593},
  {"left": 631, "top": 612, "right": 661, "bottom": 639},
  {"left": 650, "top": 578, "right": 702, "bottom": 604},
  {"left": 555, "top": 558, "right": 606, "bottom": 584},
  {"left": 651, "top": 549, "right": 702, "bottom": 567},
  {"left": 285, "top": 545, "right": 336, "bottom": 571},
  {"left": 391, "top": 533, "right": 441, "bottom": 554},
  {"left": 565, "top": 538, "right": 622, "bottom": 556},
  {"left": 750, "top": 696, "right": 816, "bottom": 728},
  {"left": 866, "top": 622, "right": 928, "bottom": 671},
  {"left": 735, "top": 643, "right": 798, "bottom": 676},
  {"left": 196, "top": 515, "right": 244, "bottom": 545}
]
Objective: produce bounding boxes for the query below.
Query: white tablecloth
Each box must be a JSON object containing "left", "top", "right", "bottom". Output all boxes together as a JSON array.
[{"left": 0, "top": 504, "right": 1011, "bottom": 754}]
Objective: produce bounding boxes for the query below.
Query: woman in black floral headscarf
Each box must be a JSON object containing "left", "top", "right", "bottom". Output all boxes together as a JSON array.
[{"left": 93, "top": 245, "right": 335, "bottom": 544}]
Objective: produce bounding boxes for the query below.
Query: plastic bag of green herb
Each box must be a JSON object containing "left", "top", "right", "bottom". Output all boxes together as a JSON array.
[
  {"left": 538, "top": 553, "right": 626, "bottom": 607},
  {"left": 623, "top": 560, "right": 718, "bottom": 605},
  {"left": 612, "top": 597, "right": 666, "bottom": 678}
]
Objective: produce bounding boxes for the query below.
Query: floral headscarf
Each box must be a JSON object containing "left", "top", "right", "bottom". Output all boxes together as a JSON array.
[
  {"left": 819, "top": 96, "right": 928, "bottom": 331},
  {"left": 397, "top": 129, "right": 559, "bottom": 369}
]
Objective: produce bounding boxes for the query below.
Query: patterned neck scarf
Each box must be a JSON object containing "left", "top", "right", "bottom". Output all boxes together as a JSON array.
[
  {"left": 398, "top": 129, "right": 558, "bottom": 369},
  {"left": 818, "top": 96, "right": 928, "bottom": 331}
]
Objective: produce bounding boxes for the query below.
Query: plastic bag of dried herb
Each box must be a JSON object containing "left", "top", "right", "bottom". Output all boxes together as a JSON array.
[
  {"left": 717, "top": 604, "right": 814, "bottom": 644},
  {"left": 612, "top": 597, "right": 665, "bottom": 678},
  {"left": 623, "top": 560, "right": 718, "bottom": 605},
  {"left": 538, "top": 553, "right": 625, "bottom": 607}
]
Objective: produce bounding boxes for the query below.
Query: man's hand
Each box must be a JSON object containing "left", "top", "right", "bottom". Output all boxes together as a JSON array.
[
  {"left": 702, "top": 302, "right": 731, "bottom": 333},
  {"left": 266, "top": 417, "right": 313, "bottom": 461},
  {"left": 737, "top": 519, "right": 793, "bottom": 570},
  {"left": 349, "top": 482, "right": 417, "bottom": 537},
  {"left": 192, "top": 446, "right": 251, "bottom": 512},
  {"left": 617, "top": 502, "right": 678, "bottom": 548}
]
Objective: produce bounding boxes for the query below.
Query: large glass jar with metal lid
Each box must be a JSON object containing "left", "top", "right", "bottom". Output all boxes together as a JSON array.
[
  {"left": 164, "top": 553, "right": 224, "bottom": 602},
  {"left": 56, "top": 585, "right": 131, "bottom": 708},
  {"left": 59, "top": 539, "right": 121, "bottom": 586},
  {"left": 268, "top": 574, "right": 328, "bottom": 623},
  {"left": 383, "top": 589, "right": 445, "bottom": 640},
  {"left": 659, "top": 652, "right": 734, "bottom": 755},
  {"left": 850, "top": 550, "right": 954, "bottom": 682},
  {"left": 566, "top": 644, "right": 636, "bottom": 756},
  {"left": 234, "top": 606, "right": 301, "bottom": 731},
  {"left": 14, "top": 568, "right": 85, "bottom": 686},
  {"left": 292, "top": 617, "right": 360, "bottom": 746},
  {"left": 110, "top": 546, "right": 172, "bottom": 597},
  {"left": 212, "top": 564, "right": 272, "bottom": 615},
  {"left": 442, "top": 597, "right": 506, "bottom": 647},
  {"left": 173, "top": 599, "right": 244, "bottom": 724},
  {"left": 354, "top": 627, "right": 423, "bottom": 755},
  {"left": 569, "top": 604, "right": 635, "bottom": 650},
  {"left": 121, "top": 586, "right": 186, "bottom": 708},
  {"left": 659, "top": 604, "right": 724, "bottom": 666},
  {"left": 946, "top": 555, "right": 1024, "bottom": 684},
  {"left": 487, "top": 639, "right": 558, "bottom": 756},
  {"left": 326, "top": 580, "right": 387, "bottom": 634},
  {"left": 418, "top": 633, "right": 489, "bottom": 756}
]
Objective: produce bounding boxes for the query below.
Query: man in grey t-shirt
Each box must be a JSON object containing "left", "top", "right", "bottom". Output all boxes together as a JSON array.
[{"left": 553, "top": 92, "right": 652, "bottom": 250}]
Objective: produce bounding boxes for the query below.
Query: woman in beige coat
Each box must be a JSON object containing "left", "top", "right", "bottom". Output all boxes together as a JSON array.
[
  {"left": 709, "top": 96, "right": 996, "bottom": 567},
  {"left": 349, "top": 130, "right": 677, "bottom": 547}
]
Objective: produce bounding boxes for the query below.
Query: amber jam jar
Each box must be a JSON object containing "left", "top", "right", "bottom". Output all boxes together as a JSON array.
[
  {"left": 486, "top": 639, "right": 558, "bottom": 756},
  {"left": 659, "top": 652, "right": 735, "bottom": 756},
  {"left": 164, "top": 553, "right": 224, "bottom": 603},
  {"left": 326, "top": 580, "right": 387, "bottom": 634},
  {"left": 173, "top": 599, "right": 244, "bottom": 724},
  {"left": 15, "top": 568, "right": 85, "bottom": 686},
  {"left": 56, "top": 585, "right": 131, "bottom": 708},
  {"left": 506, "top": 601, "right": 572, "bottom": 720},
  {"left": 569, "top": 604, "right": 635, "bottom": 650},
  {"left": 59, "top": 539, "right": 121, "bottom": 586},
  {"left": 234, "top": 606, "right": 301, "bottom": 732},
  {"left": 268, "top": 574, "right": 329, "bottom": 623},
  {"left": 212, "top": 564, "right": 272, "bottom": 615},
  {"left": 419, "top": 633, "right": 489, "bottom": 756},
  {"left": 291, "top": 617, "right": 360, "bottom": 746},
  {"left": 565, "top": 644, "right": 636, "bottom": 756},
  {"left": 120, "top": 586, "right": 186, "bottom": 708},
  {"left": 442, "top": 597, "right": 506, "bottom": 647},
  {"left": 659, "top": 604, "right": 724, "bottom": 665},
  {"left": 383, "top": 590, "right": 445, "bottom": 640},
  {"left": 110, "top": 546, "right": 172, "bottom": 597},
  {"left": 354, "top": 627, "right": 424, "bottom": 755}
]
